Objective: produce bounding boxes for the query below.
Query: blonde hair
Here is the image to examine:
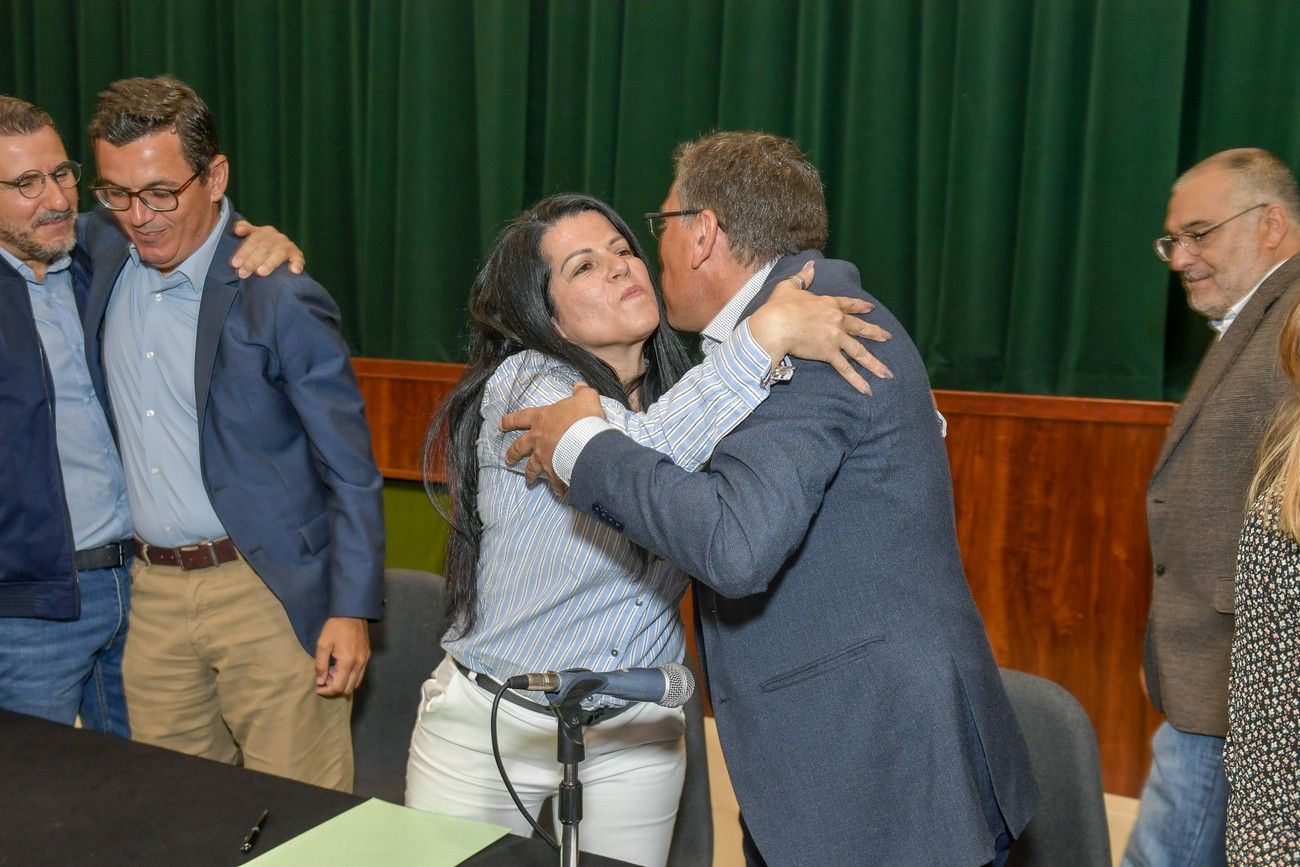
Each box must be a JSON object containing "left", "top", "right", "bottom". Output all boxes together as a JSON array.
[{"left": 1250, "top": 296, "right": 1300, "bottom": 537}]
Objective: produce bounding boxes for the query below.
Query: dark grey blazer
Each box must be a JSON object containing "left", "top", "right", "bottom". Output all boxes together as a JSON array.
[
  {"left": 568, "top": 252, "right": 1037, "bottom": 866},
  {"left": 1145, "top": 254, "right": 1300, "bottom": 736},
  {"left": 79, "top": 207, "right": 385, "bottom": 654}
]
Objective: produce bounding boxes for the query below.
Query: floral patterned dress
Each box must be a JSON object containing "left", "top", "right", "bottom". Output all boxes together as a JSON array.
[{"left": 1225, "top": 492, "right": 1300, "bottom": 863}]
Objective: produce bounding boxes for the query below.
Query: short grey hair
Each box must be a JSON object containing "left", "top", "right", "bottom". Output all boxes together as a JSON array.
[
  {"left": 673, "top": 131, "right": 828, "bottom": 267},
  {"left": 1177, "top": 148, "right": 1300, "bottom": 223}
]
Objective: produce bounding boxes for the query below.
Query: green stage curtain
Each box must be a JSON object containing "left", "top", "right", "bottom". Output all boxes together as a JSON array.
[{"left": 4, "top": 0, "right": 1300, "bottom": 400}]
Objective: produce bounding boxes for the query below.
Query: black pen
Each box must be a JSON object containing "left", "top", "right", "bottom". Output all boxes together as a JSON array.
[{"left": 241, "top": 808, "right": 270, "bottom": 853}]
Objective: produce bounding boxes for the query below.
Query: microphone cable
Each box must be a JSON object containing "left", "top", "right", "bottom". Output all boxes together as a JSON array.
[{"left": 490, "top": 682, "right": 560, "bottom": 853}]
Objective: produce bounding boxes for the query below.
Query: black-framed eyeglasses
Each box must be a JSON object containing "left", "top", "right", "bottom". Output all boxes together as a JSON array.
[
  {"left": 90, "top": 163, "right": 208, "bottom": 213},
  {"left": 1154, "top": 203, "right": 1267, "bottom": 262},
  {"left": 0, "top": 161, "right": 81, "bottom": 199},
  {"left": 645, "top": 209, "right": 702, "bottom": 239}
]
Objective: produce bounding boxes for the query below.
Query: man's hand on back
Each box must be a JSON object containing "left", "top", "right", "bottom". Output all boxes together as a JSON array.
[
  {"left": 230, "top": 219, "right": 306, "bottom": 279},
  {"left": 501, "top": 382, "right": 604, "bottom": 496}
]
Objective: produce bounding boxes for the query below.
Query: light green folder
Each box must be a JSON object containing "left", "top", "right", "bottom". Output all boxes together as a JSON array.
[{"left": 246, "top": 798, "right": 510, "bottom": 866}]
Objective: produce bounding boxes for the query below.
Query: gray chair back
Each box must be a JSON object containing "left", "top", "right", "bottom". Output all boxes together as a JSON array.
[
  {"left": 351, "top": 568, "right": 447, "bottom": 802},
  {"left": 1001, "top": 668, "right": 1110, "bottom": 867}
]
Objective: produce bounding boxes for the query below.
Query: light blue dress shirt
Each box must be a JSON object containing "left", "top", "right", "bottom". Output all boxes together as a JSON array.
[
  {"left": 2, "top": 248, "right": 131, "bottom": 550},
  {"left": 102, "top": 199, "right": 231, "bottom": 546},
  {"left": 446, "top": 322, "right": 774, "bottom": 707}
]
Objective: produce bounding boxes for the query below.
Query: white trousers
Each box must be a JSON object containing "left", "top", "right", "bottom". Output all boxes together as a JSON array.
[{"left": 405, "top": 656, "right": 686, "bottom": 867}]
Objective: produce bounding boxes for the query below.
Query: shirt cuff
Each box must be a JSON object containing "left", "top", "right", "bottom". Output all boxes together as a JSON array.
[
  {"left": 765, "top": 357, "right": 795, "bottom": 385},
  {"left": 553, "top": 416, "right": 618, "bottom": 484},
  {"left": 721, "top": 319, "right": 789, "bottom": 395}
]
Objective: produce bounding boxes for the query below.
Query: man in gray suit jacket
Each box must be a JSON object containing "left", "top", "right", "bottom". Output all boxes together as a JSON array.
[
  {"left": 1124, "top": 150, "right": 1300, "bottom": 867},
  {"left": 505, "top": 131, "right": 1037, "bottom": 866}
]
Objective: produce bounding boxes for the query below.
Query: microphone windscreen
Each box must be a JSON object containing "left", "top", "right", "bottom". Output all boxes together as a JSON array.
[{"left": 661, "top": 662, "right": 695, "bottom": 708}]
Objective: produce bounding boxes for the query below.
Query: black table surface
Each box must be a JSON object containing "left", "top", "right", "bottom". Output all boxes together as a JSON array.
[{"left": 0, "top": 709, "right": 631, "bottom": 867}]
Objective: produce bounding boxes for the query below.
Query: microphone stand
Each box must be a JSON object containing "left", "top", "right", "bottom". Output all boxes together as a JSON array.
[
  {"left": 547, "top": 673, "right": 609, "bottom": 867},
  {"left": 511, "top": 666, "right": 689, "bottom": 866},
  {"left": 552, "top": 697, "right": 592, "bottom": 867}
]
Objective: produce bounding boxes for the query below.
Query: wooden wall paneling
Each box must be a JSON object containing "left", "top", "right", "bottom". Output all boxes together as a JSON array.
[
  {"left": 936, "top": 390, "right": 1172, "bottom": 797},
  {"left": 353, "top": 358, "right": 461, "bottom": 482}
]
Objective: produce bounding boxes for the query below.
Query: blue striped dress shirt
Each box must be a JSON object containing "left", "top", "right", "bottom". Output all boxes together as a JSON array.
[{"left": 445, "top": 321, "right": 773, "bottom": 706}]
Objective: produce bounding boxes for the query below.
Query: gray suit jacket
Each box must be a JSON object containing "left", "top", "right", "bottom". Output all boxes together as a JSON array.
[
  {"left": 569, "top": 253, "right": 1037, "bottom": 866},
  {"left": 1144, "top": 254, "right": 1300, "bottom": 736}
]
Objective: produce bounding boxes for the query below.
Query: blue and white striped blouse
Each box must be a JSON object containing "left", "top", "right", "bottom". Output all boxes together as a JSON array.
[{"left": 444, "top": 320, "right": 773, "bottom": 706}]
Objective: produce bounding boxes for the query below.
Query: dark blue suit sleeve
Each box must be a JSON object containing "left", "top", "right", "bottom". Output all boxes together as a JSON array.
[{"left": 271, "top": 279, "right": 384, "bottom": 619}]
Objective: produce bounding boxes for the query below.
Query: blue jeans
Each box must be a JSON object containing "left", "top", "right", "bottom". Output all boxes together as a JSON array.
[
  {"left": 1122, "top": 721, "right": 1228, "bottom": 867},
  {"left": 0, "top": 563, "right": 131, "bottom": 736}
]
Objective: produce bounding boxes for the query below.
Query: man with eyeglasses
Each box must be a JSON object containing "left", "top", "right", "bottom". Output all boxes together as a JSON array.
[
  {"left": 77, "top": 75, "right": 383, "bottom": 792},
  {"left": 1124, "top": 148, "right": 1300, "bottom": 867},
  {"left": 503, "top": 130, "right": 1037, "bottom": 866},
  {"left": 0, "top": 95, "right": 298, "bottom": 738}
]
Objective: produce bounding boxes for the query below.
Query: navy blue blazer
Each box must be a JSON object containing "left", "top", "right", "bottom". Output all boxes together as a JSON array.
[
  {"left": 0, "top": 247, "right": 100, "bottom": 619},
  {"left": 79, "top": 208, "right": 384, "bottom": 652},
  {"left": 569, "top": 253, "right": 1037, "bottom": 865}
]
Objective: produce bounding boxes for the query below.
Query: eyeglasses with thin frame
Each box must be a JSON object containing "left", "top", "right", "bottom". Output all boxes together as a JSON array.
[
  {"left": 90, "top": 163, "right": 208, "bottom": 213},
  {"left": 1153, "top": 203, "right": 1267, "bottom": 262},
  {"left": 645, "top": 209, "right": 702, "bottom": 239},
  {"left": 0, "top": 161, "right": 81, "bottom": 199}
]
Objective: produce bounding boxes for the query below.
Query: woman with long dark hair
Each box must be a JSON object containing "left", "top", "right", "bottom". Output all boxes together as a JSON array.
[{"left": 405, "top": 193, "right": 881, "bottom": 866}]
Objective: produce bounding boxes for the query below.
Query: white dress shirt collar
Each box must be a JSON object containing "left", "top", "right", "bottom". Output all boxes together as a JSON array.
[
  {"left": 1210, "top": 256, "right": 1290, "bottom": 338},
  {"left": 700, "top": 259, "right": 779, "bottom": 345}
]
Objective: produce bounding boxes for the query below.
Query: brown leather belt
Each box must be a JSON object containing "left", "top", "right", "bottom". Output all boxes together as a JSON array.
[{"left": 135, "top": 537, "right": 241, "bottom": 571}]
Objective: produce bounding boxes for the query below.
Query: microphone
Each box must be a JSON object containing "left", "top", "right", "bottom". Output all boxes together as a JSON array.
[{"left": 504, "top": 662, "right": 695, "bottom": 708}]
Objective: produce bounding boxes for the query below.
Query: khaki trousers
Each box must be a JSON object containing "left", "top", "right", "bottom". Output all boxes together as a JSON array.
[{"left": 123, "top": 555, "right": 353, "bottom": 791}]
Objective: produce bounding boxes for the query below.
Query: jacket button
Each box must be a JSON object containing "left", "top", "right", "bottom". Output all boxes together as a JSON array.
[{"left": 1155, "top": 564, "right": 1166, "bottom": 576}]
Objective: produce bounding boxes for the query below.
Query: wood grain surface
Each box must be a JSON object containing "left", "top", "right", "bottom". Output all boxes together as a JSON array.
[
  {"left": 936, "top": 389, "right": 1171, "bottom": 797},
  {"left": 353, "top": 357, "right": 461, "bottom": 482}
]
